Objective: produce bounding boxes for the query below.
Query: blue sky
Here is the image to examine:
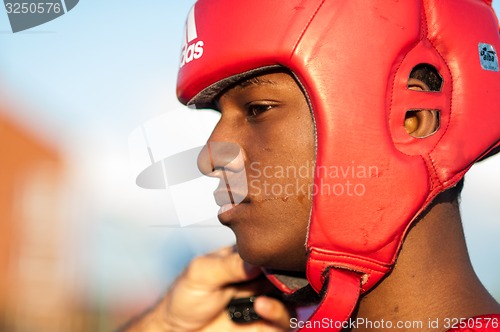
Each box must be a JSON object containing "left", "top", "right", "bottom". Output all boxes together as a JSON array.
[
  {"left": 0, "top": 1, "right": 194, "bottom": 134},
  {"left": 1, "top": 0, "right": 499, "bottom": 313}
]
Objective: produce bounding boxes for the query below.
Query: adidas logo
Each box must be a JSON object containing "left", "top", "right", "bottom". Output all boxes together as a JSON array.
[{"left": 180, "top": 6, "right": 204, "bottom": 68}]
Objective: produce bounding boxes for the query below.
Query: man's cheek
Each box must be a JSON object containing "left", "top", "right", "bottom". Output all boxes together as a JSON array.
[{"left": 249, "top": 179, "right": 262, "bottom": 196}]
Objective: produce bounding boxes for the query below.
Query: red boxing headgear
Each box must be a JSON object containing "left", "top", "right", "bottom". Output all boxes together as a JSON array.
[{"left": 177, "top": 0, "right": 500, "bottom": 329}]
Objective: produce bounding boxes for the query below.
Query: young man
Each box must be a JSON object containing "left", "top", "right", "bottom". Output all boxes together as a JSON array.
[{"left": 125, "top": 0, "right": 500, "bottom": 330}]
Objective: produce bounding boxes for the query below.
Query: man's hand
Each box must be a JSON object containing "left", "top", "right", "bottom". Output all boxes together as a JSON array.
[{"left": 124, "top": 246, "right": 292, "bottom": 331}]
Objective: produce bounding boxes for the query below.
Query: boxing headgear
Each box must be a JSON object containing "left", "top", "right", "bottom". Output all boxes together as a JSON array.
[{"left": 177, "top": 0, "right": 500, "bottom": 330}]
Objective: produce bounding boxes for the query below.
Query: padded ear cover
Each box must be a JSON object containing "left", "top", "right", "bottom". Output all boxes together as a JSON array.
[
  {"left": 301, "top": 0, "right": 500, "bottom": 293},
  {"left": 177, "top": 0, "right": 500, "bottom": 298}
]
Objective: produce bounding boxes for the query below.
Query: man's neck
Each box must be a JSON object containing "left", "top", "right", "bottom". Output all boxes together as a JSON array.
[{"left": 354, "top": 194, "right": 500, "bottom": 331}]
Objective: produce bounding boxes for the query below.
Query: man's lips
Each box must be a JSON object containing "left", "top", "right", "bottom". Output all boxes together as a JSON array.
[
  {"left": 214, "top": 189, "right": 249, "bottom": 225},
  {"left": 213, "top": 188, "right": 249, "bottom": 207}
]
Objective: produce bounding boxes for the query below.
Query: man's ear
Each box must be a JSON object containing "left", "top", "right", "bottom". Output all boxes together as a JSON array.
[
  {"left": 405, "top": 77, "right": 440, "bottom": 138},
  {"left": 404, "top": 109, "right": 439, "bottom": 138}
]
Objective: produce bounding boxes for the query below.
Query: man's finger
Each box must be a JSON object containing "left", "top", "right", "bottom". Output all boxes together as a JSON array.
[
  {"left": 254, "top": 296, "right": 291, "bottom": 330},
  {"left": 184, "top": 250, "right": 261, "bottom": 287}
]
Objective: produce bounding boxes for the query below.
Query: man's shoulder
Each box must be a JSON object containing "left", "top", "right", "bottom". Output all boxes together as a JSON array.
[{"left": 446, "top": 314, "right": 500, "bottom": 332}]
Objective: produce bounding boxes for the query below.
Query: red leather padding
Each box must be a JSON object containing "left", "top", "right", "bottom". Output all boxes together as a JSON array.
[
  {"left": 299, "top": 269, "right": 361, "bottom": 331},
  {"left": 292, "top": 0, "right": 429, "bottom": 292},
  {"left": 176, "top": 0, "right": 325, "bottom": 105},
  {"left": 177, "top": 0, "right": 500, "bottom": 328}
]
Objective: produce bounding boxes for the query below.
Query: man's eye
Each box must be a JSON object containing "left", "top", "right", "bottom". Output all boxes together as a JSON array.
[{"left": 246, "top": 104, "right": 273, "bottom": 118}]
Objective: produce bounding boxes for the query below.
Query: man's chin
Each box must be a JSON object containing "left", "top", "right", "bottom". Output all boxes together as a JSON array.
[{"left": 235, "top": 242, "right": 306, "bottom": 272}]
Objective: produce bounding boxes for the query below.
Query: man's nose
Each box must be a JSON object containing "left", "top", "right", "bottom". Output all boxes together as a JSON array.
[{"left": 197, "top": 141, "right": 245, "bottom": 176}]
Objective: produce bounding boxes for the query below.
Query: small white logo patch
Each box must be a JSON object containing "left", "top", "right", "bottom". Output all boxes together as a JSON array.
[{"left": 478, "top": 43, "right": 499, "bottom": 72}]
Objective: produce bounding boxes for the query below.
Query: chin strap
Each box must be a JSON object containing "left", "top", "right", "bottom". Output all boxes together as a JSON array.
[{"left": 298, "top": 269, "right": 361, "bottom": 332}]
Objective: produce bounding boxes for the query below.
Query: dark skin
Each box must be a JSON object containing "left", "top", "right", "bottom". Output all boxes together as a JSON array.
[
  {"left": 123, "top": 72, "right": 499, "bottom": 331},
  {"left": 351, "top": 76, "right": 500, "bottom": 331},
  {"left": 355, "top": 190, "right": 500, "bottom": 331},
  {"left": 197, "top": 71, "right": 315, "bottom": 272},
  {"left": 122, "top": 71, "right": 312, "bottom": 331}
]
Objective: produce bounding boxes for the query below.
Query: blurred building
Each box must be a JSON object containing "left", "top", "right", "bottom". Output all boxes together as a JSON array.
[{"left": 0, "top": 107, "right": 81, "bottom": 331}]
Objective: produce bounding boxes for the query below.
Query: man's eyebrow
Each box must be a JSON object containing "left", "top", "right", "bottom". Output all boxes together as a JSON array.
[{"left": 235, "top": 76, "right": 278, "bottom": 89}]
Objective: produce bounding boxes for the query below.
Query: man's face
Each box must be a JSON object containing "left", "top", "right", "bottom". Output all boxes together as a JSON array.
[{"left": 197, "top": 71, "right": 315, "bottom": 271}]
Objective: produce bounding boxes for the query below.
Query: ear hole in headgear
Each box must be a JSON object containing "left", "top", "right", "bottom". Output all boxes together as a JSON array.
[
  {"left": 408, "top": 63, "right": 443, "bottom": 92},
  {"left": 404, "top": 64, "right": 442, "bottom": 138},
  {"left": 404, "top": 109, "right": 440, "bottom": 138}
]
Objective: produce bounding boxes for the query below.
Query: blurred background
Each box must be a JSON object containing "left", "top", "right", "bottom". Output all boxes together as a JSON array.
[{"left": 1, "top": 1, "right": 499, "bottom": 331}]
